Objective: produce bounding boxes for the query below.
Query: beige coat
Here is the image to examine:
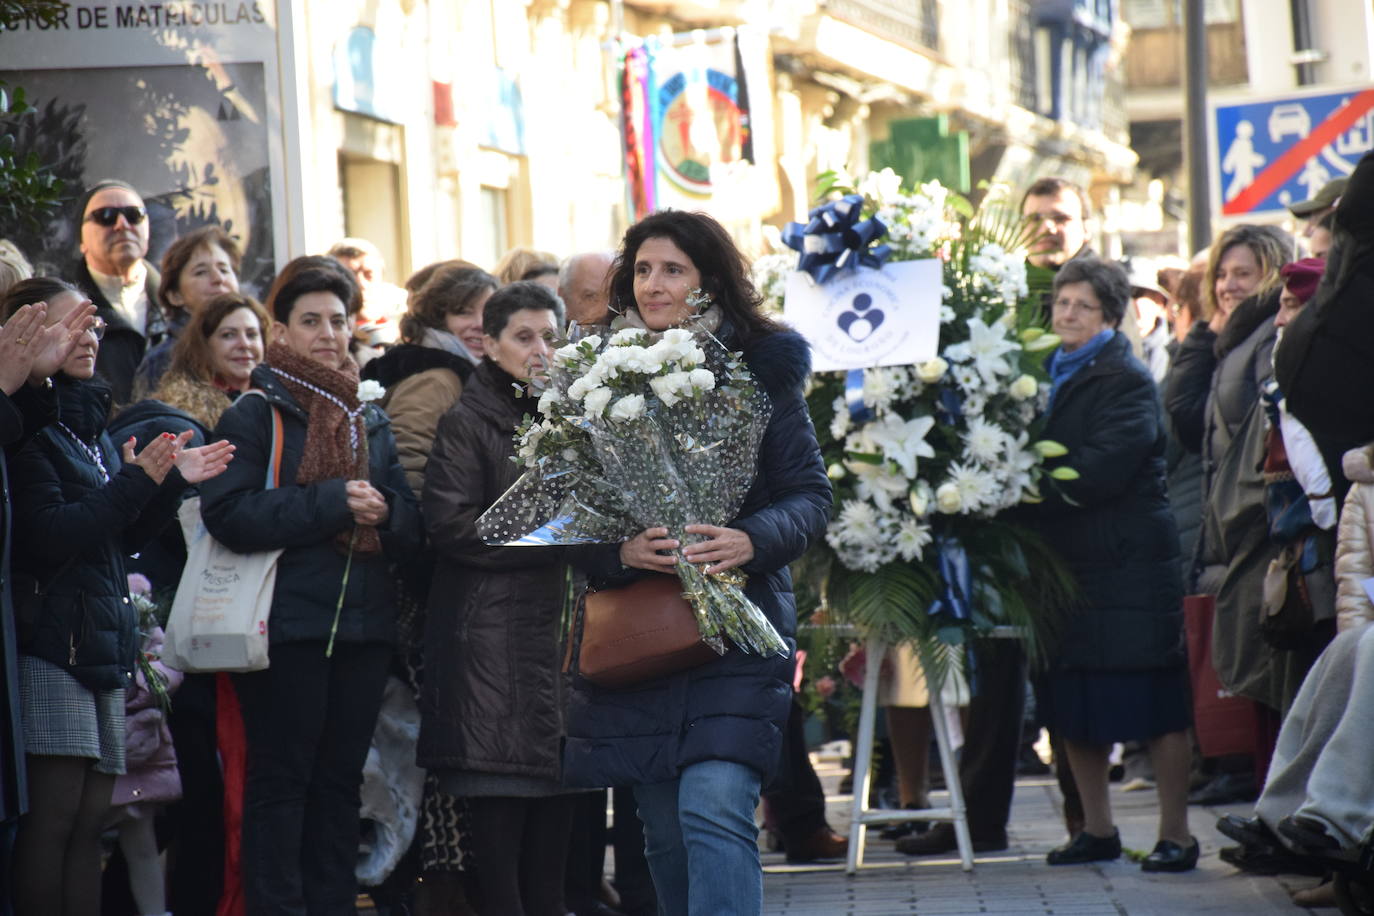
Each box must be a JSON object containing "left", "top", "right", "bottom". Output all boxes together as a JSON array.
[
  {"left": 382, "top": 367, "right": 464, "bottom": 499},
  {"left": 1335, "top": 446, "right": 1374, "bottom": 632}
]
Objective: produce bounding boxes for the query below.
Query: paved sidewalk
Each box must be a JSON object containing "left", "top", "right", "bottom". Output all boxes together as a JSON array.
[{"left": 762, "top": 763, "right": 1322, "bottom": 915}]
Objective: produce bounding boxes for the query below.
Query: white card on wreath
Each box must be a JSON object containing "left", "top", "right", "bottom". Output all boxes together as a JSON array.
[{"left": 782, "top": 260, "right": 942, "bottom": 373}]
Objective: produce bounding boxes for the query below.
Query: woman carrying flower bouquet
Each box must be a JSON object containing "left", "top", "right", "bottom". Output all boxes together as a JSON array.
[
  {"left": 561, "top": 211, "right": 832, "bottom": 915},
  {"left": 1030, "top": 256, "right": 1195, "bottom": 872},
  {"left": 198, "top": 256, "right": 423, "bottom": 913}
]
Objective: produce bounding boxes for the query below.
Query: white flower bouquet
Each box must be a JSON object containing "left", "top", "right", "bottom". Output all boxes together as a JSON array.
[{"left": 478, "top": 320, "right": 789, "bottom": 658}]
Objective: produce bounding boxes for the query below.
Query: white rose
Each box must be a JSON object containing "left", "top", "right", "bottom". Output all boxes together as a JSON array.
[
  {"left": 537, "top": 387, "right": 560, "bottom": 416},
  {"left": 567, "top": 376, "right": 592, "bottom": 401},
  {"left": 688, "top": 368, "right": 715, "bottom": 392},
  {"left": 579, "top": 334, "right": 603, "bottom": 350},
  {"left": 916, "top": 357, "right": 948, "bottom": 383},
  {"left": 554, "top": 342, "right": 581, "bottom": 363},
  {"left": 1009, "top": 374, "right": 1038, "bottom": 400},
  {"left": 609, "top": 394, "right": 646, "bottom": 421},
  {"left": 661, "top": 328, "right": 694, "bottom": 347},
  {"left": 610, "top": 328, "right": 646, "bottom": 345},
  {"left": 935, "top": 482, "right": 962, "bottom": 514},
  {"left": 583, "top": 386, "right": 613, "bottom": 419},
  {"left": 649, "top": 374, "right": 682, "bottom": 407},
  {"left": 357, "top": 380, "right": 386, "bottom": 402},
  {"left": 680, "top": 345, "right": 706, "bottom": 367}
]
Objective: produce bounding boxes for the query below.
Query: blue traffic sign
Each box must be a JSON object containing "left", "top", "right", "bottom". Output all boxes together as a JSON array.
[{"left": 1210, "top": 85, "right": 1374, "bottom": 217}]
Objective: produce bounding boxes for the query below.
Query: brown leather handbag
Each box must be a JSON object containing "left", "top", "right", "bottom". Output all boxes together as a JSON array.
[{"left": 574, "top": 573, "right": 718, "bottom": 688}]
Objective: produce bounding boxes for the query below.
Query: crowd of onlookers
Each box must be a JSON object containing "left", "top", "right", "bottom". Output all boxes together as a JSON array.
[{"left": 1, "top": 153, "right": 1372, "bottom": 916}]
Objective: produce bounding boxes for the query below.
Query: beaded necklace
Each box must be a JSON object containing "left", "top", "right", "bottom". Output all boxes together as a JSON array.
[
  {"left": 55, "top": 422, "right": 110, "bottom": 484},
  {"left": 269, "top": 367, "right": 365, "bottom": 453}
]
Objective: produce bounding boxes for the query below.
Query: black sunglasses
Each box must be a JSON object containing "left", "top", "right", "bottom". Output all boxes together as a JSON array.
[{"left": 84, "top": 205, "right": 147, "bottom": 227}]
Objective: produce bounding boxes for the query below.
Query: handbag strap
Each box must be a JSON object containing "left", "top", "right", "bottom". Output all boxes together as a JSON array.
[{"left": 237, "top": 390, "right": 285, "bottom": 491}]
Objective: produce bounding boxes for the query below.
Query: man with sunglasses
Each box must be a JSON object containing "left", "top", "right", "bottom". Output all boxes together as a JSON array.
[{"left": 72, "top": 179, "right": 165, "bottom": 405}]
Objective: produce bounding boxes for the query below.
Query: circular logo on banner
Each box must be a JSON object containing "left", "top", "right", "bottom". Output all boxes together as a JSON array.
[
  {"left": 811, "top": 271, "right": 911, "bottom": 368},
  {"left": 657, "top": 68, "right": 742, "bottom": 196}
]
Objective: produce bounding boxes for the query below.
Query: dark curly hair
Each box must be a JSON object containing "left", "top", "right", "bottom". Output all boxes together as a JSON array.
[{"left": 608, "top": 210, "right": 780, "bottom": 343}]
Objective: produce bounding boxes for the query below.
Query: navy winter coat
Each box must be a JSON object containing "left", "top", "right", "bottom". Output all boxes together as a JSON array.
[
  {"left": 562, "top": 327, "right": 832, "bottom": 788},
  {"left": 10, "top": 377, "right": 185, "bottom": 690},
  {"left": 198, "top": 365, "right": 423, "bottom": 647},
  {"left": 108, "top": 398, "right": 209, "bottom": 591},
  {"left": 1031, "top": 331, "right": 1185, "bottom": 672}
]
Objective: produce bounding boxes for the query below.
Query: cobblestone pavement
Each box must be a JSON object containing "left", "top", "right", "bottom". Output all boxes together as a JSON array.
[{"left": 762, "top": 763, "right": 1323, "bottom": 915}]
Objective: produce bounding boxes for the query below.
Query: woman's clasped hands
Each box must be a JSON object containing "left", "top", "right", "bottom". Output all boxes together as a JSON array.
[
  {"left": 345, "top": 479, "right": 389, "bottom": 528},
  {"left": 620, "top": 524, "right": 755, "bottom": 576}
]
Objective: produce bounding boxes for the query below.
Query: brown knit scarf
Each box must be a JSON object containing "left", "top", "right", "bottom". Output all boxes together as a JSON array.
[{"left": 266, "top": 341, "right": 381, "bottom": 556}]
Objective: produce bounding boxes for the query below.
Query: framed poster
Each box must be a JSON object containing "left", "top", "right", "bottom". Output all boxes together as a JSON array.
[{"left": 0, "top": 2, "right": 300, "bottom": 298}]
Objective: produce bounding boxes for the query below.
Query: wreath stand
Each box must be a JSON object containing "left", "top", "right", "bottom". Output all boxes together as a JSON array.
[{"left": 844, "top": 634, "right": 972, "bottom": 873}]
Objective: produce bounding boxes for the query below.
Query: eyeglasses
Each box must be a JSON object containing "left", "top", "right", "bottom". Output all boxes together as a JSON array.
[
  {"left": 1051, "top": 298, "right": 1102, "bottom": 314},
  {"left": 84, "top": 205, "right": 147, "bottom": 227},
  {"left": 84, "top": 317, "right": 107, "bottom": 340}
]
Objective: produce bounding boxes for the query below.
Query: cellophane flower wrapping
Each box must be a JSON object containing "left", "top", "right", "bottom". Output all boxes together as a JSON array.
[{"left": 477, "top": 322, "right": 789, "bottom": 659}]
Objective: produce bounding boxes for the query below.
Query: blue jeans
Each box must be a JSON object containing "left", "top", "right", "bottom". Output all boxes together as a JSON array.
[{"left": 634, "top": 760, "right": 763, "bottom": 916}]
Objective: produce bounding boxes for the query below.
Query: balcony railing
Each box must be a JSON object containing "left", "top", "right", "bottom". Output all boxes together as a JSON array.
[{"left": 823, "top": 0, "right": 939, "bottom": 53}]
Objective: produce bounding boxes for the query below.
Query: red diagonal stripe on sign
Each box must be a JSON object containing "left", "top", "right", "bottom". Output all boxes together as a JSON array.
[{"left": 1223, "top": 88, "right": 1374, "bottom": 215}]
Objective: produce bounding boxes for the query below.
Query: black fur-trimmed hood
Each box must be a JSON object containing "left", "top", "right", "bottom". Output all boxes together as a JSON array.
[
  {"left": 360, "top": 343, "right": 474, "bottom": 389},
  {"left": 740, "top": 329, "right": 813, "bottom": 400}
]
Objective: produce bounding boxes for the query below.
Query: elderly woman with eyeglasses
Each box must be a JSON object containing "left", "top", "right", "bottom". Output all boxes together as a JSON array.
[{"left": 1029, "top": 256, "right": 1195, "bottom": 873}]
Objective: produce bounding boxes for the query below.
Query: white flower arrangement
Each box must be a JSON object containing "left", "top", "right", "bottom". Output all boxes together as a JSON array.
[{"left": 768, "top": 170, "right": 1070, "bottom": 581}]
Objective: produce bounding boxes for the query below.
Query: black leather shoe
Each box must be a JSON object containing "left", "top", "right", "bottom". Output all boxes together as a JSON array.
[
  {"left": 894, "top": 822, "right": 1007, "bottom": 855},
  {"left": 879, "top": 807, "right": 929, "bottom": 841},
  {"left": 1046, "top": 829, "right": 1121, "bottom": 866},
  {"left": 1216, "top": 813, "right": 1279, "bottom": 851},
  {"left": 1141, "top": 837, "right": 1200, "bottom": 872},
  {"left": 1278, "top": 814, "right": 1350, "bottom": 859},
  {"left": 1218, "top": 843, "right": 1327, "bottom": 877},
  {"left": 1188, "top": 772, "right": 1257, "bottom": 806}
]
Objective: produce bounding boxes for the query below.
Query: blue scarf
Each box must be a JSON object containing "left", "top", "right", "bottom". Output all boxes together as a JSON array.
[{"left": 1046, "top": 328, "right": 1115, "bottom": 411}]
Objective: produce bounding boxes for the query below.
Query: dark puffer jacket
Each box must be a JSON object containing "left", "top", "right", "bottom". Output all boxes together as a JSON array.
[
  {"left": 1031, "top": 331, "right": 1185, "bottom": 672},
  {"left": 10, "top": 377, "right": 185, "bottom": 690},
  {"left": 417, "top": 359, "right": 567, "bottom": 781},
  {"left": 1, "top": 383, "right": 58, "bottom": 821},
  {"left": 562, "top": 327, "right": 832, "bottom": 789},
  {"left": 198, "top": 365, "right": 423, "bottom": 647},
  {"left": 109, "top": 399, "right": 209, "bottom": 591}
]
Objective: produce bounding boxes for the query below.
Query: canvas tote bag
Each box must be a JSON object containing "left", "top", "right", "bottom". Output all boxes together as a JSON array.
[{"left": 163, "top": 394, "right": 285, "bottom": 672}]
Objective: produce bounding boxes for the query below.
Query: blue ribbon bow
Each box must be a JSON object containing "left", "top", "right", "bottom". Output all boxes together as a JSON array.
[
  {"left": 926, "top": 534, "right": 972, "bottom": 623},
  {"left": 845, "top": 369, "right": 872, "bottom": 424},
  {"left": 781, "top": 194, "right": 893, "bottom": 285}
]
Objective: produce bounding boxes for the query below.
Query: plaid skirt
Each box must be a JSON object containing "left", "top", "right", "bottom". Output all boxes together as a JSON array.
[{"left": 19, "top": 655, "right": 125, "bottom": 774}]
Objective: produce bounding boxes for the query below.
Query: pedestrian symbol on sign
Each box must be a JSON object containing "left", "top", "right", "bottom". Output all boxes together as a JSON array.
[{"left": 1222, "top": 121, "right": 1265, "bottom": 202}]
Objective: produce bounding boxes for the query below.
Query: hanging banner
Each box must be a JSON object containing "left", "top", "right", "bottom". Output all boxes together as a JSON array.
[
  {"left": 627, "top": 27, "right": 775, "bottom": 223},
  {"left": 0, "top": 2, "right": 292, "bottom": 297}
]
